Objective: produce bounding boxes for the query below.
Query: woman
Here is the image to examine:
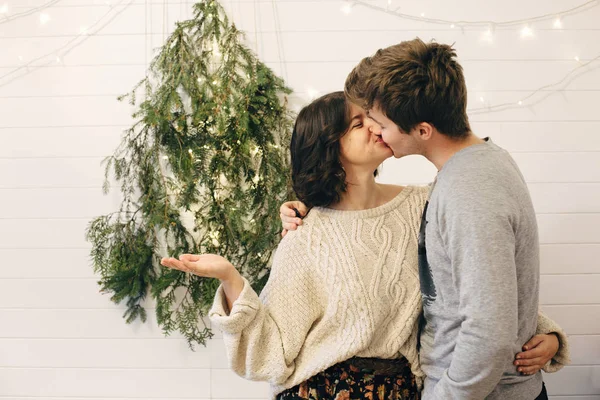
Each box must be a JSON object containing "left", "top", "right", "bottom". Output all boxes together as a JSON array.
[{"left": 161, "top": 92, "right": 568, "bottom": 400}]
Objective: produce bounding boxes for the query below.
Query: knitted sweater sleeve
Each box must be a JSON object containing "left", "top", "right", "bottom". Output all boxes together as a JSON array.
[{"left": 209, "top": 235, "right": 321, "bottom": 385}]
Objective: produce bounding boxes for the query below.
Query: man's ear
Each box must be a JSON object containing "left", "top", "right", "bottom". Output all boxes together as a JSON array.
[{"left": 415, "top": 122, "right": 434, "bottom": 141}]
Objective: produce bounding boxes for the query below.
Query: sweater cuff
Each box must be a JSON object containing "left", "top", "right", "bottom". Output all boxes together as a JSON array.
[
  {"left": 543, "top": 330, "right": 570, "bottom": 373},
  {"left": 536, "top": 315, "right": 571, "bottom": 373},
  {"left": 208, "top": 276, "right": 261, "bottom": 335}
]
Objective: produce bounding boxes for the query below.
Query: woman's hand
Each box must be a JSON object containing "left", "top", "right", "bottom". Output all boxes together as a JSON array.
[
  {"left": 161, "top": 254, "right": 236, "bottom": 281},
  {"left": 514, "top": 333, "right": 560, "bottom": 375},
  {"left": 280, "top": 201, "right": 308, "bottom": 238},
  {"left": 161, "top": 254, "right": 244, "bottom": 311}
]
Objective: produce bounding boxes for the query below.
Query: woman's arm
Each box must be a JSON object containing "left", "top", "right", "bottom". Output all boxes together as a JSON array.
[
  {"left": 514, "top": 310, "right": 571, "bottom": 375},
  {"left": 163, "top": 241, "right": 321, "bottom": 385}
]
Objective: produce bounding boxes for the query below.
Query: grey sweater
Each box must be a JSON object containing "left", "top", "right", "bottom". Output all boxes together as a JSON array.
[{"left": 419, "top": 138, "right": 545, "bottom": 400}]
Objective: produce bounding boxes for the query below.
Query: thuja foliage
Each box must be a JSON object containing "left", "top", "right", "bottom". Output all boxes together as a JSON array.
[{"left": 86, "top": 0, "right": 294, "bottom": 347}]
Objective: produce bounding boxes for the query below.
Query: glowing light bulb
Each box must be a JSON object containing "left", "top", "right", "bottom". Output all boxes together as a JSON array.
[
  {"left": 341, "top": 3, "right": 352, "bottom": 14},
  {"left": 0, "top": 4, "right": 8, "bottom": 14},
  {"left": 39, "top": 13, "right": 51, "bottom": 24},
  {"left": 520, "top": 25, "right": 534, "bottom": 38},
  {"left": 553, "top": 17, "right": 562, "bottom": 29}
]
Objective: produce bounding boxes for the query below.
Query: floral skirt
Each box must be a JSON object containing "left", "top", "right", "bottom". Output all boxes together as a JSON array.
[{"left": 277, "top": 357, "right": 420, "bottom": 400}]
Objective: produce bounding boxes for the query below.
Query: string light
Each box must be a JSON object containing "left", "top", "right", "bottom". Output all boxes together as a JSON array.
[
  {"left": 520, "top": 25, "right": 534, "bottom": 38},
  {"left": 0, "top": 0, "right": 61, "bottom": 24},
  {"left": 341, "top": 2, "right": 353, "bottom": 15},
  {"left": 307, "top": 87, "right": 319, "bottom": 100},
  {"left": 481, "top": 28, "right": 494, "bottom": 43},
  {"left": 351, "top": 0, "right": 596, "bottom": 28},
  {"left": 553, "top": 17, "right": 563, "bottom": 28},
  {"left": 0, "top": 0, "right": 134, "bottom": 90},
  {"left": 79, "top": 25, "right": 89, "bottom": 35},
  {"left": 39, "top": 13, "right": 51, "bottom": 24},
  {"left": 469, "top": 53, "right": 600, "bottom": 114}
]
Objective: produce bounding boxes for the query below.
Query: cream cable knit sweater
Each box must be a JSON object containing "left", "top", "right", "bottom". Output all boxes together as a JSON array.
[{"left": 209, "top": 185, "right": 569, "bottom": 398}]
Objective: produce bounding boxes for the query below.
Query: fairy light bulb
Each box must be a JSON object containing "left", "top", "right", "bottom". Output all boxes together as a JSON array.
[
  {"left": 481, "top": 29, "right": 493, "bottom": 43},
  {"left": 39, "top": 13, "right": 51, "bottom": 24},
  {"left": 0, "top": 4, "right": 8, "bottom": 14},
  {"left": 341, "top": 3, "right": 352, "bottom": 14},
  {"left": 520, "top": 25, "right": 534, "bottom": 38},
  {"left": 553, "top": 17, "right": 562, "bottom": 29}
]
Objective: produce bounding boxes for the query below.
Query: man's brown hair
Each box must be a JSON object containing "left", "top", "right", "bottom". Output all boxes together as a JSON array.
[{"left": 345, "top": 38, "right": 471, "bottom": 138}]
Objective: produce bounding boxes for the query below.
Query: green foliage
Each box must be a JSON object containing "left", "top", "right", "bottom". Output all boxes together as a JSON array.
[{"left": 86, "top": 0, "right": 294, "bottom": 348}]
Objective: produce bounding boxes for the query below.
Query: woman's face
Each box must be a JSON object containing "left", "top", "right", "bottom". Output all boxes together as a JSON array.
[{"left": 339, "top": 102, "right": 393, "bottom": 171}]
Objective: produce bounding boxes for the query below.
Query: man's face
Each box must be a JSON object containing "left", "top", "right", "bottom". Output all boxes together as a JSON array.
[{"left": 367, "top": 106, "right": 422, "bottom": 159}]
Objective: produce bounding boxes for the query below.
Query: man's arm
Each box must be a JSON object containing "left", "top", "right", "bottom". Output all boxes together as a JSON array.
[{"left": 433, "top": 183, "right": 519, "bottom": 399}]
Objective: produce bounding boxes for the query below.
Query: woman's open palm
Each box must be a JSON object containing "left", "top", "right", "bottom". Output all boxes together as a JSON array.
[{"left": 161, "top": 254, "right": 234, "bottom": 281}]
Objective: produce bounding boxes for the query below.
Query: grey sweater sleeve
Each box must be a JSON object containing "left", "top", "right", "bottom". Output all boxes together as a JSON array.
[{"left": 432, "top": 178, "right": 520, "bottom": 399}]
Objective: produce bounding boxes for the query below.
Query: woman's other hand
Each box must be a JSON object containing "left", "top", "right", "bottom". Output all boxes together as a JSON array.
[
  {"left": 280, "top": 201, "right": 308, "bottom": 237},
  {"left": 514, "top": 333, "right": 560, "bottom": 375}
]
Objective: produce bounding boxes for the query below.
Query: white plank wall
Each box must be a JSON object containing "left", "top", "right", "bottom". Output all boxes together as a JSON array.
[{"left": 0, "top": 0, "right": 598, "bottom": 398}]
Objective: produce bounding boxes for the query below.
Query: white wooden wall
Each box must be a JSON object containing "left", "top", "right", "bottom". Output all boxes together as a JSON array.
[{"left": 0, "top": 0, "right": 599, "bottom": 399}]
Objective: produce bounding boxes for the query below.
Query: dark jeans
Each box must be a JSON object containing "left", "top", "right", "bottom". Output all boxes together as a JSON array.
[{"left": 535, "top": 383, "right": 548, "bottom": 400}]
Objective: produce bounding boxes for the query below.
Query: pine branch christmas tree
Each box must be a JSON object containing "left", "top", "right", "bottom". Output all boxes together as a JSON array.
[{"left": 86, "top": 0, "right": 294, "bottom": 347}]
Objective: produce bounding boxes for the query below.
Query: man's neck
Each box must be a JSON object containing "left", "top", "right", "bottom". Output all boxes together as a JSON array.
[{"left": 424, "top": 133, "right": 485, "bottom": 171}]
